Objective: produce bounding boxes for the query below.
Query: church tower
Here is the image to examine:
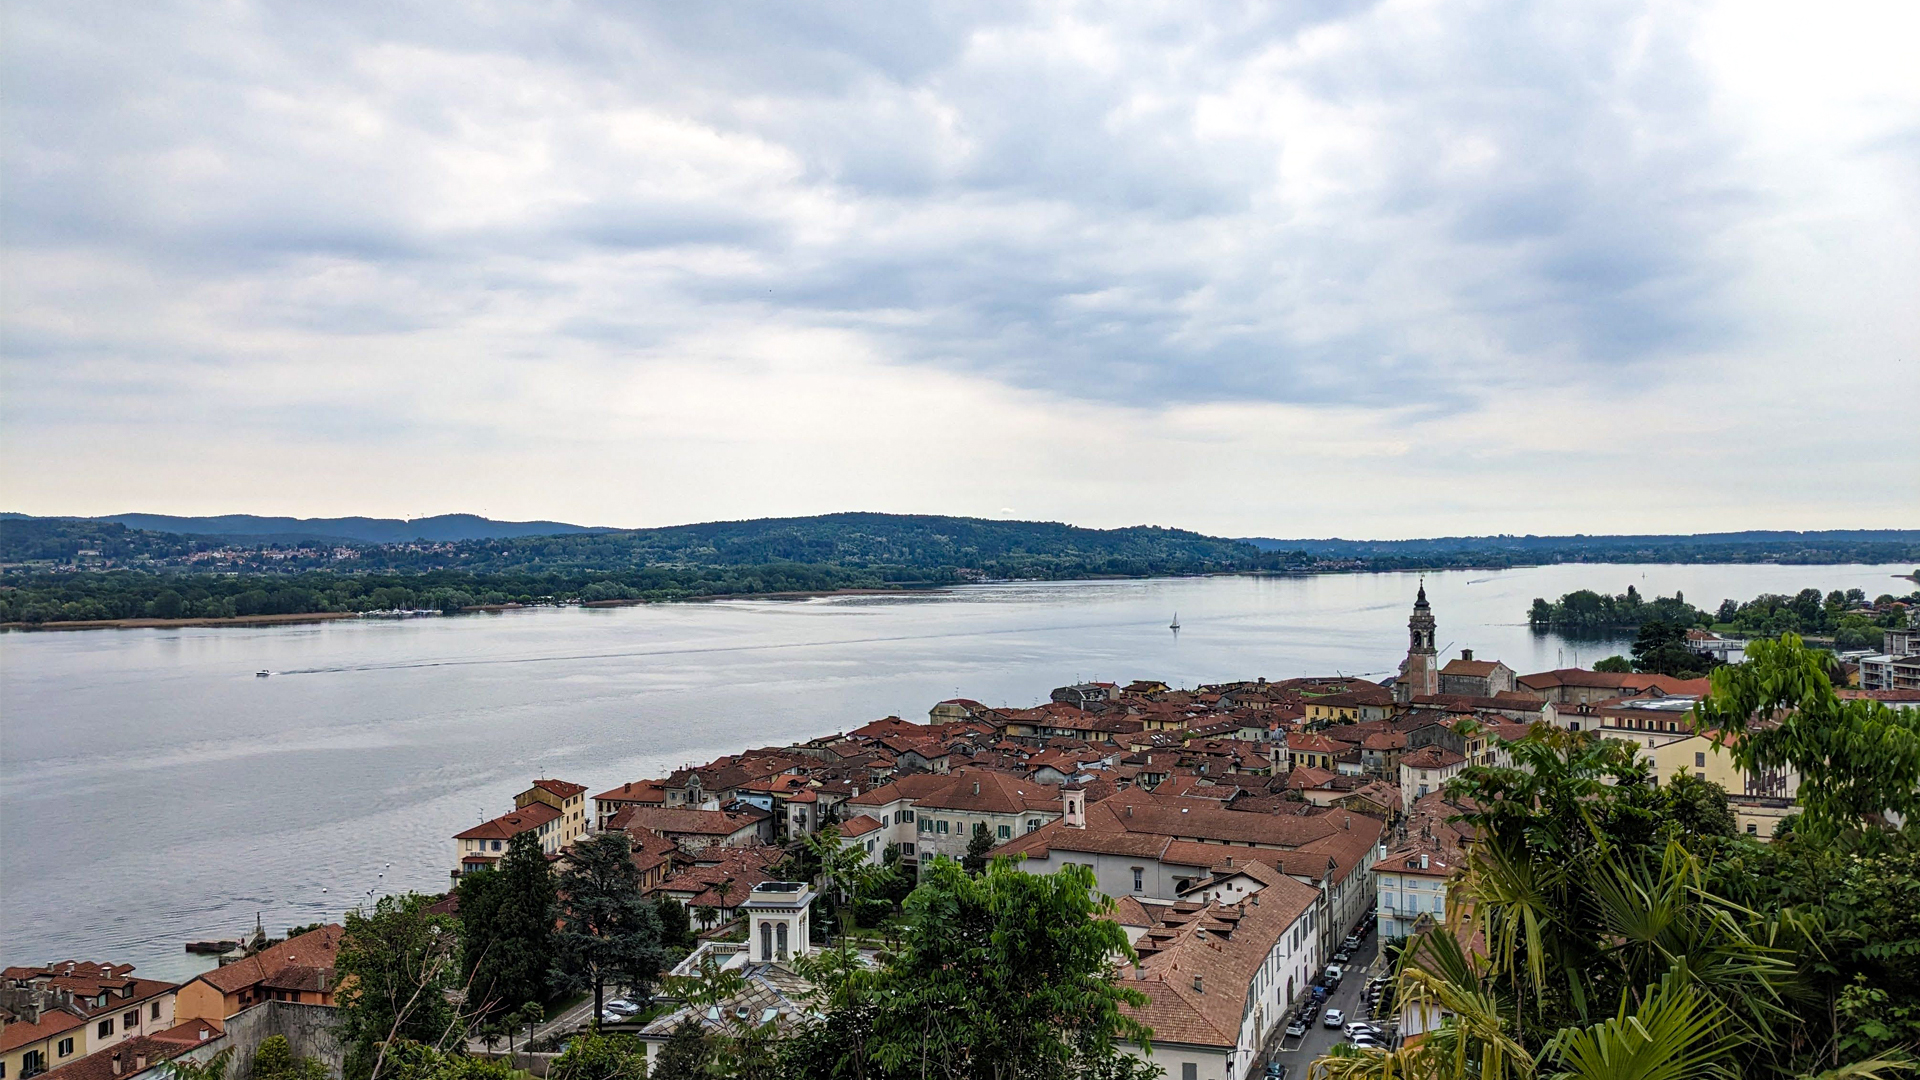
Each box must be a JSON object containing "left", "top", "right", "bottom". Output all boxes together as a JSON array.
[{"left": 1396, "top": 582, "right": 1439, "bottom": 703}]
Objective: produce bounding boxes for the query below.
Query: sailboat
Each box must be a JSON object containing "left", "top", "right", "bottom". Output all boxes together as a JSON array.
[{"left": 1169, "top": 612, "right": 1181, "bottom": 631}]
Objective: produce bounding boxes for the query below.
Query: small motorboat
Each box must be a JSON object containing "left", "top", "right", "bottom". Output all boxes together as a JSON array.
[{"left": 255, "top": 670, "right": 270, "bottom": 678}]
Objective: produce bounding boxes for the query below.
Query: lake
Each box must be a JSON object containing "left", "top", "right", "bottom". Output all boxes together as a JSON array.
[{"left": 2, "top": 563, "right": 1909, "bottom": 979}]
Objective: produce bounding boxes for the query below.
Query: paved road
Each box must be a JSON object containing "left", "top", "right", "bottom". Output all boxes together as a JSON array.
[{"left": 1260, "top": 923, "right": 1389, "bottom": 1077}]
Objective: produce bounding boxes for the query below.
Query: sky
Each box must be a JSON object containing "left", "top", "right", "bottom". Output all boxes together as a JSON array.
[{"left": 2, "top": 0, "right": 1916, "bottom": 539}]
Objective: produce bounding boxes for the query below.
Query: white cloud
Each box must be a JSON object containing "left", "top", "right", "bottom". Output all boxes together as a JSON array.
[{"left": 2, "top": 0, "right": 1915, "bottom": 534}]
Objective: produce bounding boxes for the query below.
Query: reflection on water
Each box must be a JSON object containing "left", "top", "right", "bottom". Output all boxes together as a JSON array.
[{"left": 2, "top": 563, "right": 1908, "bottom": 977}]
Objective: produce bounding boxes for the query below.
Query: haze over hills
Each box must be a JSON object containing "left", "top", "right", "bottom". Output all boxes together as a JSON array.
[{"left": 0, "top": 512, "right": 612, "bottom": 545}]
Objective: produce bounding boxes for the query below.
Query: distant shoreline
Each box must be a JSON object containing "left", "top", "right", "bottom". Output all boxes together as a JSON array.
[{"left": 0, "top": 611, "right": 363, "bottom": 632}]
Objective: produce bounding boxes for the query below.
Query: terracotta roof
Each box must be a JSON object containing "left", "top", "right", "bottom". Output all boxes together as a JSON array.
[
  {"left": 190, "top": 925, "right": 341, "bottom": 997},
  {"left": 608, "top": 805, "right": 769, "bottom": 838},
  {"left": 993, "top": 788, "right": 1362, "bottom": 864},
  {"left": 41, "top": 1036, "right": 186, "bottom": 1080},
  {"left": 531, "top": 779, "right": 586, "bottom": 799},
  {"left": 454, "top": 801, "right": 561, "bottom": 841},
  {"left": 846, "top": 772, "right": 957, "bottom": 807},
  {"left": 915, "top": 770, "right": 1061, "bottom": 815},
  {"left": 651, "top": 845, "right": 785, "bottom": 908},
  {"left": 1401, "top": 746, "right": 1466, "bottom": 769},
  {"left": 1440, "top": 658, "right": 1504, "bottom": 678},
  {"left": 1361, "top": 732, "right": 1408, "bottom": 750},
  {"left": 838, "top": 815, "right": 884, "bottom": 838},
  {"left": 593, "top": 779, "right": 668, "bottom": 804},
  {"left": 0, "top": 1006, "right": 85, "bottom": 1054},
  {"left": 147, "top": 1018, "right": 222, "bottom": 1048},
  {"left": 1122, "top": 875, "right": 1321, "bottom": 1049}
]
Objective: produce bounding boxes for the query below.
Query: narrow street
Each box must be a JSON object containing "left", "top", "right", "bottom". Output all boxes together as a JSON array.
[{"left": 1260, "top": 921, "right": 1388, "bottom": 1076}]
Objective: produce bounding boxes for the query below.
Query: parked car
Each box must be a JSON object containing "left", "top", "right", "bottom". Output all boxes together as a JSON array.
[
  {"left": 1345, "top": 1022, "right": 1382, "bottom": 1039},
  {"left": 1324, "top": 1009, "right": 1345, "bottom": 1028},
  {"left": 1284, "top": 1019, "right": 1308, "bottom": 1038},
  {"left": 1264, "top": 1062, "right": 1287, "bottom": 1079},
  {"left": 1350, "top": 1033, "right": 1383, "bottom": 1050},
  {"left": 1325, "top": 964, "right": 1345, "bottom": 982},
  {"left": 604, "top": 999, "right": 639, "bottom": 1014}
]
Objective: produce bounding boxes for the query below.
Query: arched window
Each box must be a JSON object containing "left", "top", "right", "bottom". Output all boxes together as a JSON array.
[
  {"left": 776, "top": 921, "right": 789, "bottom": 961},
  {"left": 760, "top": 921, "right": 773, "bottom": 963}
]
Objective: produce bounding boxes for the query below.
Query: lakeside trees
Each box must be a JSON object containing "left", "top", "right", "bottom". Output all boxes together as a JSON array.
[
  {"left": 1528, "top": 584, "right": 1914, "bottom": 644},
  {"left": 456, "top": 832, "right": 557, "bottom": 1022},
  {"left": 335, "top": 895, "right": 460, "bottom": 1080},
  {"left": 553, "top": 833, "right": 668, "bottom": 1028}
]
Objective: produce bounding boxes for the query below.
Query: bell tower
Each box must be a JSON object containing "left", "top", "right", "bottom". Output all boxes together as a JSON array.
[{"left": 1397, "top": 582, "right": 1439, "bottom": 703}]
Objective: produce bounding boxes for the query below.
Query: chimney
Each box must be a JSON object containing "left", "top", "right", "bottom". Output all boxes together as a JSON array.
[
  {"left": 135, "top": 1056, "right": 148, "bottom": 1071},
  {"left": 112, "top": 1054, "right": 124, "bottom": 1076},
  {"left": 1192, "top": 975, "right": 1204, "bottom": 993},
  {"left": 1461, "top": 648, "right": 1473, "bottom": 661},
  {"left": 1125, "top": 805, "right": 1133, "bottom": 818},
  {"left": 1420, "top": 853, "right": 1430, "bottom": 869},
  {"left": 623, "top": 782, "right": 631, "bottom": 792},
  {"left": 972, "top": 781, "right": 980, "bottom": 796}
]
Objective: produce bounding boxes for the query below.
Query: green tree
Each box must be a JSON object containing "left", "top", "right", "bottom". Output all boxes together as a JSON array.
[
  {"left": 1631, "top": 620, "right": 1712, "bottom": 678},
  {"left": 548, "top": 1032, "right": 648, "bottom": 1080},
  {"left": 336, "top": 894, "right": 459, "bottom": 1080},
  {"left": 459, "top": 831, "right": 557, "bottom": 1020},
  {"left": 1697, "top": 633, "right": 1920, "bottom": 840},
  {"left": 250, "top": 1036, "right": 330, "bottom": 1080},
  {"left": 961, "top": 823, "right": 994, "bottom": 876},
  {"left": 378, "top": 1043, "right": 522, "bottom": 1080},
  {"left": 786, "top": 858, "right": 1151, "bottom": 1080},
  {"left": 554, "top": 832, "right": 667, "bottom": 1029},
  {"left": 654, "top": 896, "right": 695, "bottom": 954},
  {"left": 161, "top": 1047, "right": 235, "bottom": 1080},
  {"left": 649, "top": 1020, "right": 714, "bottom": 1079},
  {"left": 1593, "top": 655, "right": 1632, "bottom": 673}
]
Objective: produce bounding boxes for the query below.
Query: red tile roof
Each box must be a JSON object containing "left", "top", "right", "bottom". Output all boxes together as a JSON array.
[
  {"left": 531, "top": 779, "right": 586, "bottom": 799},
  {"left": 454, "top": 801, "right": 561, "bottom": 841},
  {"left": 190, "top": 925, "right": 342, "bottom": 998}
]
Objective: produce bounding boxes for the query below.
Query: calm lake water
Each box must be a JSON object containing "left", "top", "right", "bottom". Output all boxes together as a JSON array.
[{"left": 2, "top": 563, "right": 1909, "bottom": 978}]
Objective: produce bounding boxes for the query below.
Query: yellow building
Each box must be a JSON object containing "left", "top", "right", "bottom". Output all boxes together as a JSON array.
[
  {"left": 516, "top": 779, "right": 589, "bottom": 846},
  {"left": 1638, "top": 730, "right": 1799, "bottom": 839}
]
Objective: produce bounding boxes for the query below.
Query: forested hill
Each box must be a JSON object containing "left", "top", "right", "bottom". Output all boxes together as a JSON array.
[
  {"left": 1238, "top": 529, "right": 1920, "bottom": 566},
  {"left": 0, "top": 511, "right": 611, "bottom": 545},
  {"left": 0, "top": 512, "right": 1287, "bottom": 579}
]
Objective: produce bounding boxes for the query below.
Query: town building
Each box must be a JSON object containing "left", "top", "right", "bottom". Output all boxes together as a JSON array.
[
  {"left": 451, "top": 779, "right": 590, "bottom": 880},
  {"left": 173, "top": 926, "right": 341, "bottom": 1024},
  {"left": 1437, "top": 650, "right": 1515, "bottom": 697},
  {"left": 1398, "top": 746, "right": 1466, "bottom": 812},
  {"left": 1637, "top": 730, "right": 1800, "bottom": 839},
  {"left": 1118, "top": 870, "right": 1323, "bottom": 1080},
  {"left": 994, "top": 787, "right": 1380, "bottom": 960},
  {"left": 605, "top": 804, "right": 773, "bottom": 853},
  {"left": 1393, "top": 585, "right": 1440, "bottom": 704},
  {"left": 635, "top": 882, "right": 821, "bottom": 1067},
  {"left": 592, "top": 779, "right": 667, "bottom": 830},
  {"left": 0, "top": 963, "right": 178, "bottom": 1069}
]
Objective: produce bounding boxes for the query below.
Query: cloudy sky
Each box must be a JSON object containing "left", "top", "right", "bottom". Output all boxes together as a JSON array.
[{"left": 3, "top": 0, "right": 1915, "bottom": 538}]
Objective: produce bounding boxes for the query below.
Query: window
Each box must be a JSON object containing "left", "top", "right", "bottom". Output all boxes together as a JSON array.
[
  {"left": 58, "top": 1039, "right": 75, "bottom": 1058},
  {"left": 881, "top": 813, "right": 890, "bottom": 826},
  {"left": 98, "top": 1020, "right": 113, "bottom": 1039},
  {"left": 1183, "top": 1065, "right": 1198, "bottom": 1080},
  {"left": 150, "top": 1003, "right": 161, "bottom": 1021},
  {"left": 901, "top": 809, "right": 914, "bottom": 822},
  {"left": 1026, "top": 818, "right": 1041, "bottom": 832},
  {"left": 491, "top": 840, "right": 502, "bottom": 852},
  {"left": 918, "top": 818, "right": 930, "bottom": 833},
  {"left": 937, "top": 820, "right": 949, "bottom": 834},
  {"left": 1132, "top": 867, "right": 1144, "bottom": 893},
  {"left": 1696, "top": 772, "right": 1706, "bottom": 781},
  {"left": 1747, "top": 823, "right": 1759, "bottom": 836},
  {"left": 123, "top": 1011, "right": 138, "bottom": 1028},
  {"left": 997, "top": 824, "right": 1011, "bottom": 839}
]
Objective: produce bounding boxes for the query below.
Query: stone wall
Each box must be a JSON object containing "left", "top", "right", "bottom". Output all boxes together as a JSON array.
[{"left": 172, "top": 1002, "right": 342, "bottom": 1080}]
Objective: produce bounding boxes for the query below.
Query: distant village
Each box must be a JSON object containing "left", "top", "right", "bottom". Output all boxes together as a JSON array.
[{"left": 9, "top": 587, "right": 1920, "bottom": 1080}]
